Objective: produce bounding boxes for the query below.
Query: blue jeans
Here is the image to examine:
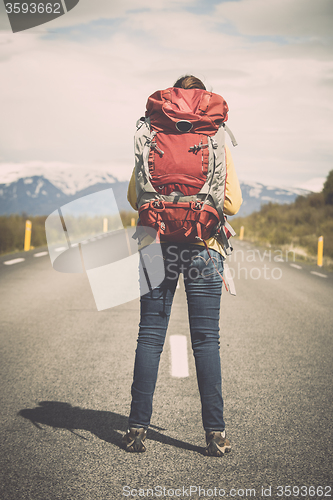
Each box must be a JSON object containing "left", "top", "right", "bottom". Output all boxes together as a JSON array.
[{"left": 129, "top": 242, "right": 225, "bottom": 432}]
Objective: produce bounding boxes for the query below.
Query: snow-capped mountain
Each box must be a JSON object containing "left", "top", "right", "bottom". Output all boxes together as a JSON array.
[
  {"left": 0, "top": 174, "right": 131, "bottom": 216},
  {"left": 0, "top": 169, "right": 310, "bottom": 217},
  {"left": 237, "top": 181, "right": 310, "bottom": 217},
  {"left": 0, "top": 162, "right": 119, "bottom": 196}
]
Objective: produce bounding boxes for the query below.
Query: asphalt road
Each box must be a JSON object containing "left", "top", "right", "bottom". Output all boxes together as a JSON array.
[{"left": 0, "top": 241, "right": 332, "bottom": 500}]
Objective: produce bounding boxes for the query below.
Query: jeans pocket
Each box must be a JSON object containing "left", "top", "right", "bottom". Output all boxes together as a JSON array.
[{"left": 188, "top": 247, "right": 224, "bottom": 281}]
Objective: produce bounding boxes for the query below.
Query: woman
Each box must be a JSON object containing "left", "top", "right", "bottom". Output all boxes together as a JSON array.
[{"left": 123, "top": 75, "right": 242, "bottom": 456}]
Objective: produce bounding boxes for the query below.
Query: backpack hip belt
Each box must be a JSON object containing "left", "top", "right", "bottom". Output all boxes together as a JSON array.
[{"left": 139, "top": 199, "right": 220, "bottom": 243}]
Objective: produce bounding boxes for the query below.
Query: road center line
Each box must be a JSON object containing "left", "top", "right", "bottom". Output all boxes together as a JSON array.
[
  {"left": 290, "top": 263, "right": 302, "bottom": 269},
  {"left": 310, "top": 271, "right": 328, "bottom": 278},
  {"left": 34, "top": 252, "right": 48, "bottom": 257},
  {"left": 3, "top": 258, "right": 25, "bottom": 265},
  {"left": 169, "top": 335, "right": 189, "bottom": 378}
]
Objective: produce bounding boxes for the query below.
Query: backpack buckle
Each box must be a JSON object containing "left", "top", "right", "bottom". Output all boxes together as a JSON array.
[
  {"left": 151, "top": 141, "right": 164, "bottom": 156},
  {"left": 191, "top": 201, "right": 203, "bottom": 211},
  {"left": 151, "top": 200, "right": 165, "bottom": 211},
  {"left": 189, "top": 141, "right": 208, "bottom": 154}
]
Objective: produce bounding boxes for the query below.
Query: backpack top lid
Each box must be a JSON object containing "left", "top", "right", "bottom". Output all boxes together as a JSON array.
[{"left": 145, "top": 87, "right": 229, "bottom": 135}]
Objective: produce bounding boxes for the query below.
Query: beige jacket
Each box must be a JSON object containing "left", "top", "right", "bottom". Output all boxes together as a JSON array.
[{"left": 127, "top": 145, "right": 243, "bottom": 255}]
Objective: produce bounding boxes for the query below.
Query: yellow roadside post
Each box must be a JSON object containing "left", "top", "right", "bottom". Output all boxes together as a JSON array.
[
  {"left": 103, "top": 218, "right": 108, "bottom": 233},
  {"left": 24, "top": 220, "right": 32, "bottom": 251},
  {"left": 239, "top": 225, "right": 244, "bottom": 241},
  {"left": 131, "top": 218, "right": 136, "bottom": 227},
  {"left": 317, "top": 236, "right": 324, "bottom": 267}
]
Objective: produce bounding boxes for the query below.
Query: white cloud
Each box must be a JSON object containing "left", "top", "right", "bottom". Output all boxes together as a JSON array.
[
  {"left": 215, "top": 0, "right": 333, "bottom": 37},
  {"left": 295, "top": 177, "right": 326, "bottom": 193}
]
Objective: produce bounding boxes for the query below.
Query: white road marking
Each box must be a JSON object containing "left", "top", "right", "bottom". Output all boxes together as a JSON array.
[
  {"left": 290, "top": 263, "right": 302, "bottom": 269},
  {"left": 33, "top": 251, "right": 48, "bottom": 257},
  {"left": 3, "top": 258, "right": 25, "bottom": 265},
  {"left": 310, "top": 271, "right": 328, "bottom": 278},
  {"left": 170, "top": 335, "right": 189, "bottom": 378},
  {"left": 54, "top": 246, "right": 67, "bottom": 252}
]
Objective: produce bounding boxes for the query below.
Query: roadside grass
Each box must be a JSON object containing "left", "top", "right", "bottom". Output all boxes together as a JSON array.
[
  {"left": 0, "top": 211, "right": 138, "bottom": 256},
  {"left": 231, "top": 184, "right": 333, "bottom": 271}
]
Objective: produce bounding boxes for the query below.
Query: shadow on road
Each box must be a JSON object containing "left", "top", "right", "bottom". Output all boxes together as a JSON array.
[{"left": 18, "top": 401, "right": 203, "bottom": 454}]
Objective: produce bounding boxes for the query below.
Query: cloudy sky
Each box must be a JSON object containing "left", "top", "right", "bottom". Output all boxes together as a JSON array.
[{"left": 0, "top": 0, "right": 332, "bottom": 191}]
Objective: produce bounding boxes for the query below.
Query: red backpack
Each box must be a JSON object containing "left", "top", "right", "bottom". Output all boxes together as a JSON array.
[{"left": 134, "top": 87, "right": 237, "bottom": 251}]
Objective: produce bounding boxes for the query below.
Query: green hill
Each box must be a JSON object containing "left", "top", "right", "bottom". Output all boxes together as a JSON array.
[{"left": 232, "top": 170, "right": 333, "bottom": 266}]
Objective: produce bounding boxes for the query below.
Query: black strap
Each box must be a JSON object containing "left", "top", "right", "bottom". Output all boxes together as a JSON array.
[{"left": 139, "top": 250, "right": 152, "bottom": 293}]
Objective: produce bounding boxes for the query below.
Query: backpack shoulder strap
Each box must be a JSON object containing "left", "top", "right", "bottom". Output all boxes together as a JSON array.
[
  {"left": 134, "top": 117, "right": 157, "bottom": 207},
  {"left": 201, "top": 124, "right": 226, "bottom": 224},
  {"left": 200, "top": 123, "right": 238, "bottom": 221}
]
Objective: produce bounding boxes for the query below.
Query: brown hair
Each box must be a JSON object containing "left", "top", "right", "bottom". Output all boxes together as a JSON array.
[{"left": 173, "top": 75, "right": 206, "bottom": 90}]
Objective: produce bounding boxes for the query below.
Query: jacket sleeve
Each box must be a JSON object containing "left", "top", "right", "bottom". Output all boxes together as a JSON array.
[
  {"left": 127, "top": 166, "right": 138, "bottom": 210},
  {"left": 223, "top": 145, "right": 243, "bottom": 216}
]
